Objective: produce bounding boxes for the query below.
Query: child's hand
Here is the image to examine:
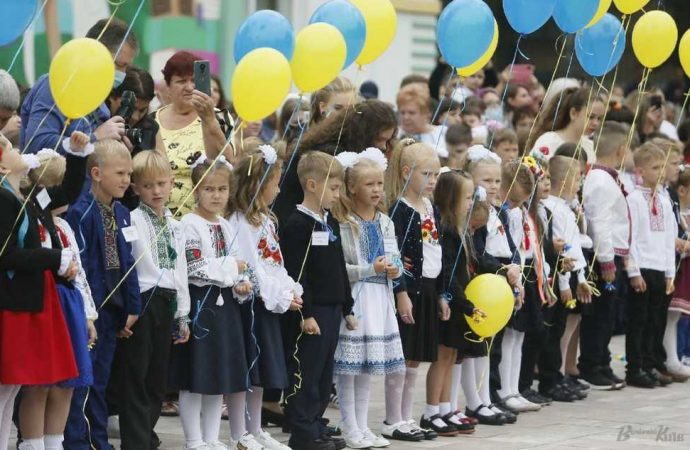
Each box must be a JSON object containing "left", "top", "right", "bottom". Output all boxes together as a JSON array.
[
  {"left": 576, "top": 282, "right": 592, "bottom": 304},
  {"left": 473, "top": 308, "right": 487, "bottom": 320},
  {"left": 69, "top": 131, "right": 90, "bottom": 151},
  {"left": 560, "top": 288, "right": 573, "bottom": 305},
  {"left": 174, "top": 321, "right": 190, "bottom": 344},
  {"left": 601, "top": 266, "right": 616, "bottom": 283},
  {"left": 506, "top": 265, "right": 520, "bottom": 286},
  {"left": 301, "top": 317, "right": 321, "bottom": 335},
  {"left": 65, "top": 260, "right": 79, "bottom": 281},
  {"left": 560, "top": 257, "right": 576, "bottom": 273},
  {"left": 396, "top": 293, "right": 415, "bottom": 324},
  {"left": 290, "top": 295, "right": 303, "bottom": 311},
  {"left": 118, "top": 314, "right": 139, "bottom": 338},
  {"left": 345, "top": 314, "right": 358, "bottom": 331},
  {"left": 553, "top": 238, "right": 566, "bottom": 254},
  {"left": 630, "top": 276, "right": 647, "bottom": 294},
  {"left": 373, "top": 256, "right": 386, "bottom": 274},
  {"left": 234, "top": 281, "right": 252, "bottom": 296},
  {"left": 236, "top": 260, "right": 248, "bottom": 273},
  {"left": 86, "top": 320, "right": 97, "bottom": 347},
  {"left": 438, "top": 298, "right": 451, "bottom": 321},
  {"left": 385, "top": 262, "right": 400, "bottom": 279},
  {"left": 666, "top": 278, "right": 675, "bottom": 295},
  {"left": 514, "top": 285, "right": 524, "bottom": 309}
]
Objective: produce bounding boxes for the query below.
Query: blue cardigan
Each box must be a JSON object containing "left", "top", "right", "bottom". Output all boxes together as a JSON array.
[{"left": 65, "top": 190, "right": 141, "bottom": 318}]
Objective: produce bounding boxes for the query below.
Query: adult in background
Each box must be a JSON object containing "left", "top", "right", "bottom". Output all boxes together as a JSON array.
[
  {"left": 396, "top": 84, "right": 448, "bottom": 158},
  {"left": 0, "top": 70, "right": 21, "bottom": 146},
  {"left": 153, "top": 51, "right": 231, "bottom": 215},
  {"left": 20, "top": 18, "right": 138, "bottom": 154}
]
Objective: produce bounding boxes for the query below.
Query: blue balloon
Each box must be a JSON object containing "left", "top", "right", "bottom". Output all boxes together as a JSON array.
[
  {"left": 0, "top": 0, "right": 38, "bottom": 47},
  {"left": 503, "top": 0, "right": 557, "bottom": 35},
  {"left": 437, "top": 0, "right": 495, "bottom": 68},
  {"left": 553, "top": 0, "right": 599, "bottom": 34},
  {"left": 309, "top": 0, "right": 366, "bottom": 69},
  {"left": 234, "top": 10, "right": 294, "bottom": 63},
  {"left": 575, "top": 13, "right": 625, "bottom": 77}
]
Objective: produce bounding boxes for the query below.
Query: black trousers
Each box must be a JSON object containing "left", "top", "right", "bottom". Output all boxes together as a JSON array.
[
  {"left": 536, "top": 291, "right": 570, "bottom": 392},
  {"left": 626, "top": 270, "right": 668, "bottom": 373},
  {"left": 285, "top": 305, "right": 341, "bottom": 443},
  {"left": 578, "top": 256, "right": 624, "bottom": 376},
  {"left": 117, "top": 288, "right": 176, "bottom": 450}
]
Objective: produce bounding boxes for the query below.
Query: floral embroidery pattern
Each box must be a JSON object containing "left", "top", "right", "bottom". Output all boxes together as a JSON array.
[{"left": 421, "top": 216, "right": 439, "bottom": 245}]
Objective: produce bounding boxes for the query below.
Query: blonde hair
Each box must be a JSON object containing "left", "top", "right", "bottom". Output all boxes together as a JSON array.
[
  {"left": 87, "top": 139, "right": 131, "bottom": 173},
  {"left": 26, "top": 152, "right": 66, "bottom": 188},
  {"left": 332, "top": 158, "right": 385, "bottom": 228},
  {"left": 132, "top": 150, "right": 171, "bottom": 183},
  {"left": 463, "top": 153, "right": 500, "bottom": 175},
  {"left": 385, "top": 139, "right": 438, "bottom": 207},
  {"left": 650, "top": 137, "right": 682, "bottom": 157},
  {"left": 311, "top": 76, "right": 356, "bottom": 125},
  {"left": 633, "top": 141, "right": 666, "bottom": 167},
  {"left": 297, "top": 151, "right": 344, "bottom": 189},
  {"left": 229, "top": 151, "right": 284, "bottom": 227},
  {"left": 548, "top": 155, "right": 578, "bottom": 189}
]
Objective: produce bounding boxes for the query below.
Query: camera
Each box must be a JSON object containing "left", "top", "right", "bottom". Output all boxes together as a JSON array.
[{"left": 115, "top": 90, "right": 159, "bottom": 152}]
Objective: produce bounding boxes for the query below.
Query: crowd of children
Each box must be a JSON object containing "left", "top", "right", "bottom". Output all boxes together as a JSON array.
[{"left": 2, "top": 54, "right": 690, "bottom": 450}]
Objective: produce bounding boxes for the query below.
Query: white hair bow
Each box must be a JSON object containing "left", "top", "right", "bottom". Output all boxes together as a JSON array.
[
  {"left": 190, "top": 153, "right": 234, "bottom": 171},
  {"left": 467, "top": 145, "right": 501, "bottom": 164}
]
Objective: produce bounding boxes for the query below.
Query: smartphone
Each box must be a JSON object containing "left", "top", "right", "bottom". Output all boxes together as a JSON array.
[
  {"left": 194, "top": 60, "right": 211, "bottom": 96},
  {"left": 650, "top": 95, "right": 663, "bottom": 110}
]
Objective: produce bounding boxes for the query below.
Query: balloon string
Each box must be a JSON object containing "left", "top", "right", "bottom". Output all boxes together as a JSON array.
[
  {"left": 549, "top": 42, "right": 575, "bottom": 134},
  {"left": 430, "top": 68, "right": 460, "bottom": 125},
  {"left": 489, "top": 34, "right": 524, "bottom": 150},
  {"left": 6, "top": 0, "right": 49, "bottom": 74},
  {"left": 113, "top": 0, "right": 145, "bottom": 63}
]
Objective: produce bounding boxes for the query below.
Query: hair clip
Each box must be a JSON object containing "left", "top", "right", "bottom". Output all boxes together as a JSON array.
[
  {"left": 467, "top": 145, "right": 501, "bottom": 164},
  {"left": 22, "top": 154, "right": 41, "bottom": 170},
  {"left": 358, "top": 147, "right": 388, "bottom": 171},
  {"left": 400, "top": 137, "right": 416, "bottom": 147},
  {"left": 522, "top": 155, "right": 543, "bottom": 179},
  {"left": 257, "top": 144, "right": 278, "bottom": 165},
  {"left": 680, "top": 165, "right": 686, "bottom": 173},
  {"left": 190, "top": 153, "right": 234, "bottom": 171},
  {"left": 474, "top": 185, "right": 487, "bottom": 201}
]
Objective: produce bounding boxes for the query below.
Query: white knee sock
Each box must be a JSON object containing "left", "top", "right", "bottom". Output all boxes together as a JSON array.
[
  {"left": 461, "top": 360, "right": 482, "bottom": 411},
  {"left": 201, "top": 394, "right": 223, "bottom": 445},
  {"left": 449, "top": 364, "right": 463, "bottom": 412},
  {"left": 401, "top": 367, "right": 418, "bottom": 422},
  {"left": 226, "top": 391, "right": 246, "bottom": 441},
  {"left": 0, "top": 385, "right": 20, "bottom": 450},
  {"left": 43, "top": 434, "right": 63, "bottom": 450},
  {"left": 179, "top": 391, "right": 204, "bottom": 449},
  {"left": 496, "top": 330, "right": 515, "bottom": 399},
  {"left": 18, "top": 438, "right": 45, "bottom": 450},
  {"left": 512, "top": 331, "right": 525, "bottom": 395},
  {"left": 336, "top": 374, "right": 357, "bottom": 433},
  {"left": 384, "top": 371, "right": 405, "bottom": 425},
  {"left": 475, "top": 356, "right": 492, "bottom": 406},
  {"left": 246, "top": 387, "right": 264, "bottom": 436},
  {"left": 354, "top": 375, "right": 371, "bottom": 432},
  {"left": 439, "top": 402, "right": 451, "bottom": 416},
  {"left": 664, "top": 311, "right": 682, "bottom": 368},
  {"left": 560, "top": 314, "right": 581, "bottom": 374}
]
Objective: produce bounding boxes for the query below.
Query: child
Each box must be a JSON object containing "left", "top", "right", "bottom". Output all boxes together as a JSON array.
[
  {"left": 461, "top": 105, "right": 482, "bottom": 130},
  {"left": 281, "top": 151, "right": 355, "bottom": 450},
  {"left": 491, "top": 129, "right": 519, "bottom": 165},
  {"left": 168, "top": 155, "right": 253, "bottom": 450},
  {"left": 665, "top": 166, "right": 690, "bottom": 379},
  {"left": 445, "top": 124, "right": 472, "bottom": 170},
  {"left": 625, "top": 142, "right": 677, "bottom": 388},
  {"left": 384, "top": 139, "right": 442, "bottom": 439},
  {"left": 511, "top": 107, "right": 537, "bottom": 137},
  {"left": 226, "top": 145, "right": 302, "bottom": 450},
  {"left": 426, "top": 169, "right": 484, "bottom": 435},
  {"left": 117, "top": 150, "right": 191, "bottom": 449},
  {"left": 0, "top": 139, "right": 79, "bottom": 450},
  {"left": 579, "top": 122, "right": 630, "bottom": 390},
  {"left": 332, "top": 148, "right": 407, "bottom": 447},
  {"left": 65, "top": 139, "right": 142, "bottom": 450}
]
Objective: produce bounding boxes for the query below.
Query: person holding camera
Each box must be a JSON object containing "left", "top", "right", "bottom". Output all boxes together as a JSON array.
[
  {"left": 109, "top": 66, "right": 158, "bottom": 155},
  {"left": 154, "top": 51, "right": 233, "bottom": 216}
]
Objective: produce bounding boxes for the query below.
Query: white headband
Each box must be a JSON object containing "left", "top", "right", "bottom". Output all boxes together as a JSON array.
[
  {"left": 22, "top": 154, "right": 41, "bottom": 170},
  {"left": 190, "top": 153, "right": 234, "bottom": 171},
  {"left": 258, "top": 144, "right": 278, "bottom": 165},
  {"left": 335, "top": 147, "right": 387, "bottom": 171},
  {"left": 474, "top": 185, "right": 487, "bottom": 202}
]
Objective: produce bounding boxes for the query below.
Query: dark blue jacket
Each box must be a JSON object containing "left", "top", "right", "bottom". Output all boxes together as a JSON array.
[
  {"left": 20, "top": 75, "right": 110, "bottom": 154},
  {"left": 65, "top": 190, "right": 141, "bottom": 318}
]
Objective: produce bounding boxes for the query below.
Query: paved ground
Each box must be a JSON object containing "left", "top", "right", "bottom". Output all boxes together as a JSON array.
[{"left": 13, "top": 335, "right": 690, "bottom": 449}]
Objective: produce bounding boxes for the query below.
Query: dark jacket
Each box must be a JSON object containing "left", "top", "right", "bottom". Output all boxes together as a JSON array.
[
  {"left": 473, "top": 205, "right": 520, "bottom": 274},
  {"left": 440, "top": 225, "right": 476, "bottom": 316}
]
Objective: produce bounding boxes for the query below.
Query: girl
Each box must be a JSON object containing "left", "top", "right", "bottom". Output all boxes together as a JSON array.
[
  {"left": 331, "top": 148, "right": 407, "bottom": 448},
  {"left": 460, "top": 146, "right": 522, "bottom": 425},
  {"left": 0, "top": 139, "right": 78, "bottom": 450},
  {"left": 384, "top": 139, "right": 441, "bottom": 440},
  {"left": 425, "top": 169, "right": 485, "bottom": 436},
  {"left": 226, "top": 145, "right": 303, "bottom": 450},
  {"left": 310, "top": 76, "right": 356, "bottom": 126},
  {"left": 169, "top": 155, "right": 254, "bottom": 450}
]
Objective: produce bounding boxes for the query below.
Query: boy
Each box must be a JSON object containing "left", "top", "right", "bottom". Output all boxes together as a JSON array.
[
  {"left": 491, "top": 129, "right": 520, "bottom": 165},
  {"left": 282, "top": 151, "right": 355, "bottom": 450},
  {"left": 444, "top": 123, "right": 472, "bottom": 169},
  {"left": 65, "top": 140, "right": 141, "bottom": 450},
  {"left": 580, "top": 122, "right": 630, "bottom": 390},
  {"left": 625, "top": 142, "right": 677, "bottom": 388},
  {"left": 117, "top": 151, "right": 190, "bottom": 449}
]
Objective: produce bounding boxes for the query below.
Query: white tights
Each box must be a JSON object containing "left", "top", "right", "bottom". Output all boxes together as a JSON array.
[
  {"left": 336, "top": 374, "right": 371, "bottom": 434},
  {"left": 179, "top": 391, "right": 223, "bottom": 448},
  {"left": 497, "top": 328, "right": 524, "bottom": 398},
  {"left": 664, "top": 311, "right": 682, "bottom": 368},
  {"left": 0, "top": 385, "right": 20, "bottom": 450}
]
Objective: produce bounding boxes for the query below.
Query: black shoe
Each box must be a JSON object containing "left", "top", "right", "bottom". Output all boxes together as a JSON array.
[
  {"left": 288, "top": 438, "right": 337, "bottom": 450},
  {"left": 321, "top": 435, "right": 346, "bottom": 450},
  {"left": 381, "top": 421, "right": 424, "bottom": 442},
  {"left": 489, "top": 404, "right": 517, "bottom": 424},
  {"left": 261, "top": 406, "right": 285, "bottom": 427},
  {"left": 420, "top": 414, "right": 459, "bottom": 436},
  {"left": 521, "top": 388, "right": 552, "bottom": 405},
  {"left": 465, "top": 405, "right": 506, "bottom": 426},
  {"left": 581, "top": 371, "right": 617, "bottom": 390},
  {"left": 408, "top": 421, "right": 438, "bottom": 440},
  {"left": 563, "top": 375, "right": 590, "bottom": 392},
  {"left": 541, "top": 385, "right": 577, "bottom": 402},
  {"left": 601, "top": 367, "right": 626, "bottom": 389},
  {"left": 646, "top": 368, "right": 672, "bottom": 386},
  {"left": 558, "top": 380, "right": 588, "bottom": 400},
  {"left": 441, "top": 412, "right": 476, "bottom": 434},
  {"left": 626, "top": 370, "right": 657, "bottom": 388}
]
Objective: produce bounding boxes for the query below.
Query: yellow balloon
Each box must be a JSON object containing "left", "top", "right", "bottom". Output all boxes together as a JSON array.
[
  {"left": 290, "top": 23, "right": 346, "bottom": 93},
  {"left": 49, "top": 38, "right": 114, "bottom": 119},
  {"left": 680, "top": 30, "right": 690, "bottom": 78},
  {"left": 231, "top": 48, "right": 291, "bottom": 122},
  {"left": 613, "top": 0, "right": 649, "bottom": 14},
  {"left": 464, "top": 274, "right": 514, "bottom": 338},
  {"left": 351, "top": 0, "right": 397, "bottom": 66},
  {"left": 457, "top": 20, "right": 498, "bottom": 77},
  {"left": 631, "top": 11, "right": 678, "bottom": 69},
  {"left": 586, "top": 0, "right": 612, "bottom": 27}
]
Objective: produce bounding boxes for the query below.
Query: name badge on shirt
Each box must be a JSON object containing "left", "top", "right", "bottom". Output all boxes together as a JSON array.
[
  {"left": 36, "top": 188, "right": 51, "bottom": 209},
  {"left": 311, "top": 231, "right": 329, "bottom": 246},
  {"left": 121, "top": 226, "right": 139, "bottom": 243},
  {"left": 384, "top": 237, "right": 398, "bottom": 253}
]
